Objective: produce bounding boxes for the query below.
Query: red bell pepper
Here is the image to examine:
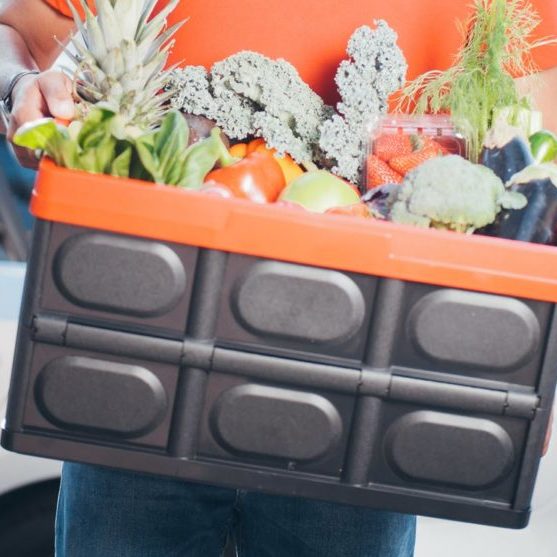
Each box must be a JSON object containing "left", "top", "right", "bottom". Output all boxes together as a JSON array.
[{"left": 204, "top": 150, "right": 286, "bottom": 203}]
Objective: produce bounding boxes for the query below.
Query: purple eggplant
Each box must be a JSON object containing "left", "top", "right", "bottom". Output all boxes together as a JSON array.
[
  {"left": 480, "top": 135, "right": 534, "bottom": 184},
  {"left": 478, "top": 165, "right": 557, "bottom": 244},
  {"left": 361, "top": 183, "right": 400, "bottom": 220}
]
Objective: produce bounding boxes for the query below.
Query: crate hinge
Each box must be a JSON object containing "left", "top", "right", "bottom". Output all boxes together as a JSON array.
[
  {"left": 32, "top": 314, "right": 68, "bottom": 345},
  {"left": 31, "top": 314, "right": 216, "bottom": 368},
  {"left": 30, "top": 314, "right": 540, "bottom": 419},
  {"left": 359, "top": 367, "right": 539, "bottom": 420}
]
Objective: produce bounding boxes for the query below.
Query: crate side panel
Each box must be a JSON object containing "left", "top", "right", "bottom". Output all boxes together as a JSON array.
[
  {"left": 365, "top": 399, "right": 527, "bottom": 504},
  {"left": 4, "top": 220, "right": 52, "bottom": 431},
  {"left": 215, "top": 254, "right": 377, "bottom": 363},
  {"left": 40, "top": 224, "right": 198, "bottom": 336},
  {"left": 385, "top": 282, "right": 551, "bottom": 387},
  {"left": 197, "top": 372, "right": 354, "bottom": 477},
  {"left": 22, "top": 343, "right": 180, "bottom": 450}
]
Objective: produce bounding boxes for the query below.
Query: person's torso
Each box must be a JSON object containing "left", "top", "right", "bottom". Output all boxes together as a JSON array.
[{"left": 49, "top": 0, "right": 557, "bottom": 103}]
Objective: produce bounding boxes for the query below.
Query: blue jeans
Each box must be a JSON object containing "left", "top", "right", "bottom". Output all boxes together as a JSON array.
[{"left": 56, "top": 463, "right": 416, "bottom": 557}]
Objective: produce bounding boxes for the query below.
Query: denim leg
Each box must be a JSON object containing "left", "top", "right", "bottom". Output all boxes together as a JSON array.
[
  {"left": 236, "top": 491, "right": 416, "bottom": 557},
  {"left": 55, "top": 463, "right": 237, "bottom": 557}
]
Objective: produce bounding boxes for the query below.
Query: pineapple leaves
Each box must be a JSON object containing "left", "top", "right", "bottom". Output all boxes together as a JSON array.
[
  {"left": 64, "top": 0, "right": 184, "bottom": 131},
  {"left": 20, "top": 1, "right": 199, "bottom": 183}
]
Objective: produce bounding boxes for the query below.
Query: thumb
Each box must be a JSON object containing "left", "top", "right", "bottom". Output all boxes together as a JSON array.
[{"left": 37, "top": 70, "right": 75, "bottom": 120}]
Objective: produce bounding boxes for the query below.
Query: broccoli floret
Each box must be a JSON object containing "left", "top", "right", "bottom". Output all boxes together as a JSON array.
[
  {"left": 169, "top": 52, "right": 331, "bottom": 163},
  {"left": 319, "top": 22, "right": 407, "bottom": 184},
  {"left": 390, "top": 155, "right": 527, "bottom": 233}
]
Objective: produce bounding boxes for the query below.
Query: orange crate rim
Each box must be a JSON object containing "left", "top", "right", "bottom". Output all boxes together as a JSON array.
[{"left": 32, "top": 159, "right": 557, "bottom": 304}]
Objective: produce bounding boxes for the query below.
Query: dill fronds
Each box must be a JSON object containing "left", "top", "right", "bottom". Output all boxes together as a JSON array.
[{"left": 396, "top": 0, "right": 555, "bottom": 161}]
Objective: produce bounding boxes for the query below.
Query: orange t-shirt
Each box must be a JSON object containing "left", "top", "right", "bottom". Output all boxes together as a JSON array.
[{"left": 45, "top": 0, "right": 556, "bottom": 104}]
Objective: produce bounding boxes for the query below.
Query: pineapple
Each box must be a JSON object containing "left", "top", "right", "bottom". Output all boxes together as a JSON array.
[{"left": 63, "top": 0, "right": 183, "bottom": 135}]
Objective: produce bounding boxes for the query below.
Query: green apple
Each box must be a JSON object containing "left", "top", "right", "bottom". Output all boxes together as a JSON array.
[
  {"left": 278, "top": 170, "right": 360, "bottom": 213},
  {"left": 530, "top": 130, "right": 557, "bottom": 164}
]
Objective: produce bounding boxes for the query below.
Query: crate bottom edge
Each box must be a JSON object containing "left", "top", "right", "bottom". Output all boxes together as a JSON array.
[{"left": 0, "top": 429, "right": 530, "bottom": 530}]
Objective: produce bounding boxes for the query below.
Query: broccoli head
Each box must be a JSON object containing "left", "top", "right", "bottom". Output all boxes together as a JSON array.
[{"left": 389, "top": 155, "right": 527, "bottom": 233}]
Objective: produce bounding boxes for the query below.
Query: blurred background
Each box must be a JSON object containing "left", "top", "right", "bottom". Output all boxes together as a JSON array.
[{"left": 0, "top": 139, "right": 555, "bottom": 556}]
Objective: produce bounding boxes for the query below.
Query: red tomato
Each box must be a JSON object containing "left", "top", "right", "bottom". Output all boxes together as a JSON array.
[{"left": 205, "top": 151, "right": 286, "bottom": 203}]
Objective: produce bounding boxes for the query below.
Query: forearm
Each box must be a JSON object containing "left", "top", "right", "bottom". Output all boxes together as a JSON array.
[
  {"left": 0, "top": 22, "right": 38, "bottom": 77},
  {"left": 0, "top": 24, "right": 39, "bottom": 133},
  {"left": 0, "top": 0, "right": 76, "bottom": 133}
]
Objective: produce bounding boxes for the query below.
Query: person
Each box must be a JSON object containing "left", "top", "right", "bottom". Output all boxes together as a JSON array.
[{"left": 0, "top": 1, "right": 555, "bottom": 556}]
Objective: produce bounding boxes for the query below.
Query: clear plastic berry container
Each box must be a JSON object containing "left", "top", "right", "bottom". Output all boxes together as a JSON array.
[{"left": 364, "top": 114, "right": 467, "bottom": 192}]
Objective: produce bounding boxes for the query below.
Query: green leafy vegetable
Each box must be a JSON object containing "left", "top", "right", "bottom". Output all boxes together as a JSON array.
[
  {"left": 12, "top": 118, "right": 61, "bottom": 151},
  {"left": 179, "top": 127, "right": 235, "bottom": 189},
  {"left": 110, "top": 146, "right": 133, "bottom": 178},
  {"left": 14, "top": 107, "right": 129, "bottom": 176},
  {"left": 397, "top": 0, "right": 556, "bottom": 161},
  {"left": 13, "top": 106, "right": 233, "bottom": 187}
]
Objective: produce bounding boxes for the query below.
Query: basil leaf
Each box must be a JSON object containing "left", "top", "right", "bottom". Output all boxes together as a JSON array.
[
  {"left": 157, "top": 111, "right": 189, "bottom": 185},
  {"left": 179, "top": 128, "right": 222, "bottom": 189},
  {"left": 77, "top": 148, "right": 101, "bottom": 173},
  {"left": 135, "top": 133, "right": 163, "bottom": 182},
  {"left": 50, "top": 136, "right": 79, "bottom": 169},
  {"left": 78, "top": 107, "right": 116, "bottom": 149},
  {"left": 97, "top": 138, "right": 117, "bottom": 173},
  {"left": 111, "top": 145, "right": 132, "bottom": 177}
]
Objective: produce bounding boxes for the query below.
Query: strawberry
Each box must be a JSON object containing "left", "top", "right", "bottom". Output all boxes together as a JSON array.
[
  {"left": 388, "top": 146, "right": 442, "bottom": 175},
  {"left": 366, "top": 155, "right": 403, "bottom": 188},
  {"left": 374, "top": 133, "right": 413, "bottom": 161}
]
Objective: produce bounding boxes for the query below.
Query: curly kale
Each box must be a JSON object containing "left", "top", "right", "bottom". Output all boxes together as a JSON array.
[
  {"left": 319, "top": 22, "right": 407, "bottom": 184},
  {"left": 169, "top": 21, "right": 407, "bottom": 185},
  {"left": 169, "top": 52, "right": 332, "bottom": 163}
]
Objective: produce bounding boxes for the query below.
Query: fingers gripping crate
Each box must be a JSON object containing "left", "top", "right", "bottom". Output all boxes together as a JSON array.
[{"left": 2, "top": 161, "right": 557, "bottom": 529}]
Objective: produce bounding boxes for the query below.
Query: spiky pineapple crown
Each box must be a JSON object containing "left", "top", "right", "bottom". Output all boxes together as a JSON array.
[{"left": 64, "top": 0, "right": 182, "bottom": 133}]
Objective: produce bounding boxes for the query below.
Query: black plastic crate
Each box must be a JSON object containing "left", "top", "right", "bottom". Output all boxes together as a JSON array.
[{"left": 3, "top": 217, "right": 557, "bottom": 529}]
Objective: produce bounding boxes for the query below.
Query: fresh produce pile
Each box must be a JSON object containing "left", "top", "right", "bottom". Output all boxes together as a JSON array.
[{"left": 12, "top": 0, "right": 557, "bottom": 244}]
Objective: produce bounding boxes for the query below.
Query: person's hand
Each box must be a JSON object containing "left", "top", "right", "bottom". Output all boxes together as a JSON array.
[
  {"left": 6, "top": 69, "right": 75, "bottom": 168},
  {"left": 543, "top": 409, "right": 553, "bottom": 456}
]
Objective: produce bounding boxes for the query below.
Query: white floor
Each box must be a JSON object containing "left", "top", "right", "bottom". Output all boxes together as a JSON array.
[{"left": 415, "top": 438, "right": 557, "bottom": 557}]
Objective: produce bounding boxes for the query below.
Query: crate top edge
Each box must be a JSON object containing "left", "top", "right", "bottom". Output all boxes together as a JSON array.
[{"left": 31, "top": 160, "right": 557, "bottom": 304}]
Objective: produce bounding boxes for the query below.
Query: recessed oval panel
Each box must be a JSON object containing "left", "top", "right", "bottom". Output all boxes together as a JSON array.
[
  {"left": 210, "top": 384, "right": 343, "bottom": 461},
  {"left": 35, "top": 356, "right": 167, "bottom": 437},
  {"left": 231, "top": 261, "right": 365, "bottom": 344},
  {"left": 53, "top": 234, "right": 186, "bottom": 316},
  {"left": 408, "top": 290, "right": 540, "bottom": 369},
  {"left": 385, "top": 411, "right": 515, "bottom": 489}
]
